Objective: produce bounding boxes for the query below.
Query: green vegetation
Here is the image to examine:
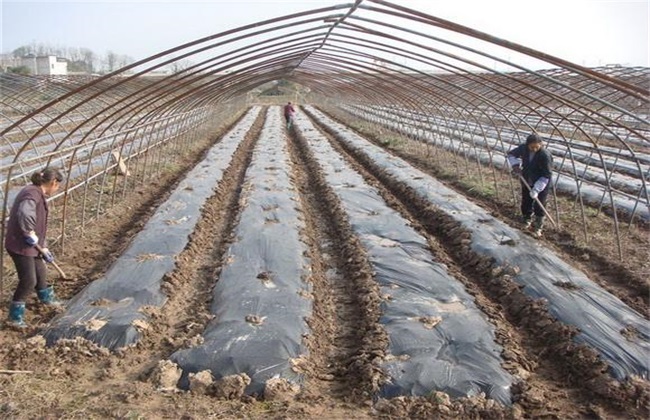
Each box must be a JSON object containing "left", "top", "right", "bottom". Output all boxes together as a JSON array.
[{"left": 6, "top": 65, "right": 30, "bottom": 75}]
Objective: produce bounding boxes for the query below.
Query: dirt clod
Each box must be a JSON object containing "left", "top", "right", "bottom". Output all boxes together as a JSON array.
[
  {"left": 419, "top": 316, "right": 442, "bottom": 329},
  {"left": 264, "top": 377, "right": 301, "bottom": 402},
  {"left": 245, "top": 314, "right": 265, "bottom": 325},
  {"left": 189, "top": 370, "right": 214, "bottom": 394},
  {"left": 151, "top": 360, "right": 182, "bottom": 391},
  {"left": 212, "top": 373, "right": 251, "bottom": 400}
]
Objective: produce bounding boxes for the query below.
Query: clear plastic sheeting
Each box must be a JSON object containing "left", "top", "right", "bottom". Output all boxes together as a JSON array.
[
  {"left": 41, "top": 107, "right": 262, "bottom": 350},
  {"left": 294, "top": 113, "right": 512, "bottom": 404},
  {"left": 170, "top": 107, "right": 311, "bottom": 395},
  {"left": 305, "top": 106, "right": 650, "bottom": 381}
]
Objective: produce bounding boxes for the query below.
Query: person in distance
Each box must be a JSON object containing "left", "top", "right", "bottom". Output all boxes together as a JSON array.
[{"left": 284, "top": 101, "right": 296, "bottom": 129}]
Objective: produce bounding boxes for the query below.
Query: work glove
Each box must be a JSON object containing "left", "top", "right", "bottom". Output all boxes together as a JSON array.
[
  {"left": 511, "top": 165, "right": 522, "bottom": 176},
  {"left": 40, "top": 248, "right": 54, "bottom": 263},
  {"left": 530, "top": 177, "right": 548, "bottom": 200},
  {"left": 25, "top": 231, "right": 39, "bottom": 247}
]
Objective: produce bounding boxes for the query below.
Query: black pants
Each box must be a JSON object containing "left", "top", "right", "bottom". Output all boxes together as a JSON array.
[
  {"left": 8, "top": 251, "right": 48, "bottom": 302},
  {"left": 521, "top": 182, "right": 549, "bottom": 218}
]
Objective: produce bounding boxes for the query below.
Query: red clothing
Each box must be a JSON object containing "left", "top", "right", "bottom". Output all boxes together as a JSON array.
[
  {"left": 284, "top": 104, "right": 295, "bottom": 117},
  {"left": 5, "top": 185, "right": 48, "bottom": 256}
]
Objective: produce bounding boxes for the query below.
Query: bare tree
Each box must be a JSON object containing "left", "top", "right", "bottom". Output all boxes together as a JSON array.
[
  {"left": 117, "top": 54, "right": 134, "bottom": 70},
  {"left": 168, "top": 58, "right": 194, "bottom": 74},
  {"left": 81, "top": 48, "right": 96, "bottom": 73},
  {"left": 105, "top": 51, "right": 119, "bottom": 73},
  {"left": 12, "top": 46, "right": 31, "bottom": 57},
  {"left": 67, "top": 47, "right": 82, "bottom": 63}
]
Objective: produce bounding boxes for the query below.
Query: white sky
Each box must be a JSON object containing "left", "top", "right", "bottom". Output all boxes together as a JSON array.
[{"left": 1, "top": 0, "right": 648, "bottom": 68}]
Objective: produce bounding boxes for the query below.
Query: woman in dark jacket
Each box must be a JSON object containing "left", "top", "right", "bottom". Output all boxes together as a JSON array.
[
  {"left": 5, "top": 168, "right": 63, "bottom": 328},
  {"left": 507, "top": 133, "right": 553, "bottom": 237}
]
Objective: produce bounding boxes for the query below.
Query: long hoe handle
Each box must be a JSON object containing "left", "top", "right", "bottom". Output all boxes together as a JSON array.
[
  {"left": 517, "top": 174, "right": 557, "bottom": 228},
  {"left": 34, "top": 244, "right": 69, "bottom": 280}
]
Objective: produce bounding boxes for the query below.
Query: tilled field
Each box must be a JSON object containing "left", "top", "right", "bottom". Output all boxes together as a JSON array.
[{"left": 0, "top": 105, "right": 648, "bottom": 419}]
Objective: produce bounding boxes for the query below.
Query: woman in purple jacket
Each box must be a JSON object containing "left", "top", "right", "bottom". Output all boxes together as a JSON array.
[{"left": 5, "top": 168, "right": 63, "bottom": 328}]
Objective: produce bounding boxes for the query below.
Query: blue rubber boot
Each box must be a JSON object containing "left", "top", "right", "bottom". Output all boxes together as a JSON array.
[
  {"left": 8, "top": 301, "right": 27, "bottom": 329},
  {"left": 37, "top": 285, "right": 63, "bottom": 306}
]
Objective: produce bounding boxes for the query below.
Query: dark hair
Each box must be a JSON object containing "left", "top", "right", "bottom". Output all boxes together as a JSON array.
[
  {"left": 31, "top": 168, "right": 63, "bottom": 186},
  {"left": 526, "top": 133, "right": 542, "bottom": 145}
]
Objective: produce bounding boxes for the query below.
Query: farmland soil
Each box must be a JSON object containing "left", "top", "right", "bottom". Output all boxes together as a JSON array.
[
  {"left": 323, "top": 106, "right": 649, "bottom": 317},
  {"left": 299, "top": 109, "right": 649, "bottom": 418},
  {"left": 0, "top": 105, "right": 648, "bottom": 419}
]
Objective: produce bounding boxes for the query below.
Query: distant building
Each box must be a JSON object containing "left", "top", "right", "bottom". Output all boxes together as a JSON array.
[{"left": 20, "top": 55, "right": 68, "bottom": 75}]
